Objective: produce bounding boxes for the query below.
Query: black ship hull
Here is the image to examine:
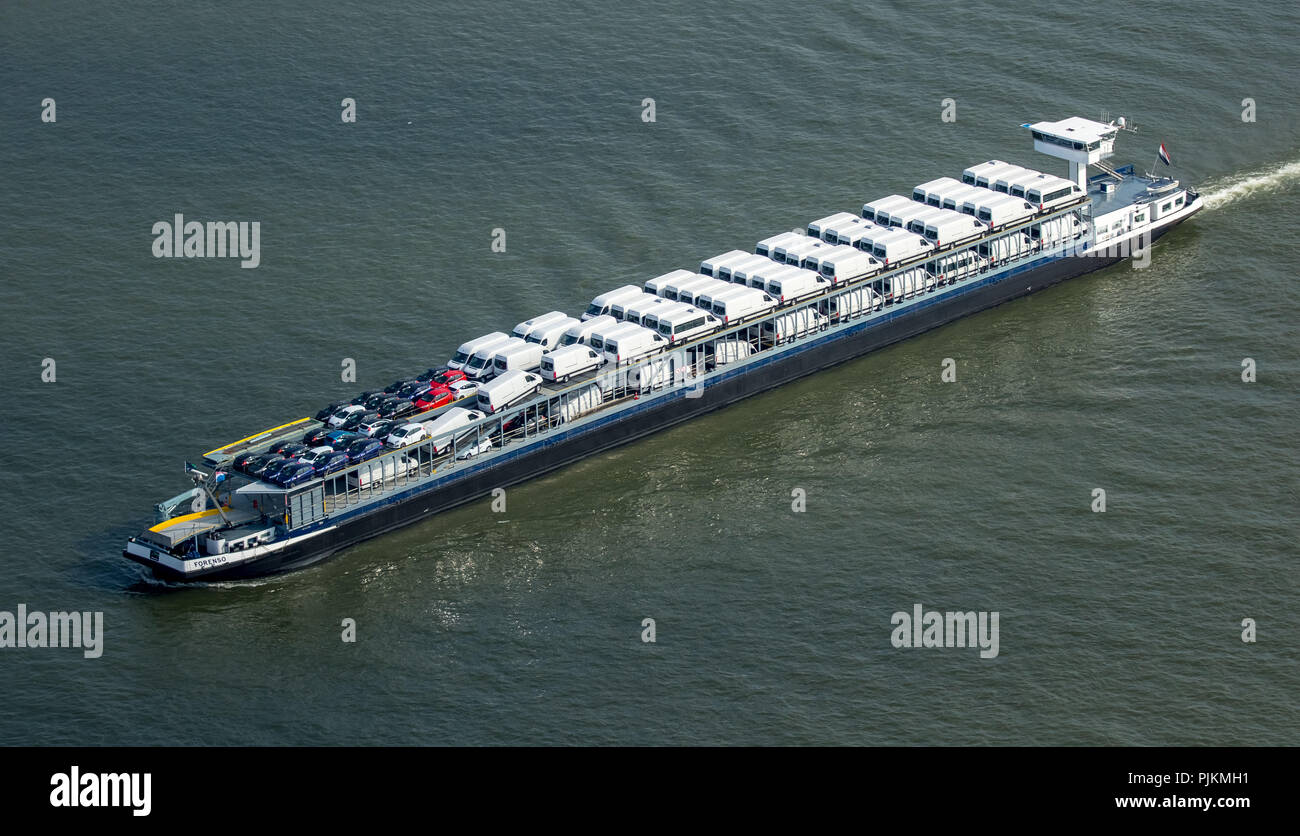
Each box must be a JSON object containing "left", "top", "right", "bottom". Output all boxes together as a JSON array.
[{"left": 130, "top": 228, "right": 1180, "bottom": 583}]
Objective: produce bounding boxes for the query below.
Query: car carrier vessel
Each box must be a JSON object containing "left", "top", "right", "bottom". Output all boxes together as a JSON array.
[{"left": 125, "top": 115, "right": 1203, "bottom": 581}]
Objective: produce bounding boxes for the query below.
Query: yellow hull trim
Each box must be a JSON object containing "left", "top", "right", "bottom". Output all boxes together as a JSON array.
[{"left": 204, "top": 417, "right": 312, "bottom": 458}]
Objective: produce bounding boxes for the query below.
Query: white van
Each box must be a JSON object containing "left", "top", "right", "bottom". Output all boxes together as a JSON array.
[
  {"left": 524, "top": 315, "right": 580, "bottom": 350},
  {"left": 643, "top": 269, "right": 695, "bottom": 297},
  {"left": 610, "top": 292, "right": 662, "bottom": 323},
  {"left": 711, "top": 339, "right": 753, "bottom": 367},
  {"left": 807, "top": 211, "right": 862, "bottom": 242},
  {"left": 820, "top": 285, "right": 883, "bottom": 321},
  {"left": 601, "top": 322, "right": 667, "bottom": 365},
  {"left": 620, "top": 294, "right": 670, "bottom": 326},
  {"left": 558, "top": 314, "right": 615, "bottom": 347},
  {"left": 912, "top": 176, "right": 966, "bottom": 207},
  {"left": 512, "top": 311, "right": 568, "bottom": 340},
  {"left": 997, "top": 169, "right": 1046, "bottom": 198},
  {"left": 674, "top": 276, "right": 732, "bottom": 307},
  {"left": 926, "top": 249, "right": 987, "bottom": 284},
  {"left": 583, "top": 285, "right": 643, "bottom": 321},
  {"left": 972, "top": 193, "right": 1036, "bottom": 228},
  {"left": 556, "top": 383, "right": 604, "bottom": 422},
  {"left": 385, "top": 422, "right": 429, "bottom": 449},
  {"left": 699, "top": 250, "right": 753, "bottom": 278},
  {"left": 584, "top": 320, "right": 627, "bottom": 356},
  {"left": 920, "top": 211, "right": 986, "bottom": 248},
  {"left": 1025, "top": 175, "right": 1084, "bottom": 211},
  {"left": 962, "top": 159, "right": 1012, "bottom": 186},
  {"left": 705, "top": 286, "right": 777, "bottom": 325},
  {"left": 763, "top": 264, "right": 829, "bottom": 304},
  {"left": 807, "top": 245, "right": 880, "bottom": 286},
  {"left": 492, "top": 339, "right": 545, "bottom": 375},
  {"left": 877, "top": 201, "right": 935, "bottom": 232},
  {"left": 449, "top": 331, "right": 510, "bottom": 371},
  {"left": 541, "top": 343, "right": 604, "bottom": 383},
  {"left": 946, "top": 185, "right": 993, "bottom": 215},
  {"left": 477, "top": 370, "right": 542, "bottom": 414},
  {"left": 867, "top": 228, "right": 934, "bottom": 265},
  {"left": 775, "top": 236, "right": 827, "bottom": 267},
  {"left": 861, "top": 194, "right": 915, "bottom": 225},
  {"left": 887, "top": 266, "right": 936, "bottom": 301},
  {"left": 731, "top": 258, "right": 778, "bottom": 290},
  {"left": 424, "top": 407, "right": 487, "bottom": 454},
  {"left": 755, "top": 231, "right": 804, "bottom": 259},
  {"left": 715, "top": 253, "right": 772, "bottom": 284},
  {"left": 648, "top": 303, "right": 721, "bottom": 344},
  {"left": 463, "top": 333, "right": 515, "bottom": 380},
  {"left": 348, "top": 455, "right": 417, "bottom": 490},
  {"left": 762, "top": 307, "right": 826, "bottom": 343}
]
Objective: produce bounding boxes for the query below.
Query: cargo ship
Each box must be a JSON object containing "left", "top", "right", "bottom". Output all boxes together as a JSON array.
[{"left": 125, "top": 115, "right": 1202, "bottom": 581}]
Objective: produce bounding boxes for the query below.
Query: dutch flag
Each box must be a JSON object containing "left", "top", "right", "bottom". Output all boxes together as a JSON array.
[{"left": 1158, "top": 143, "right": 1173, "bottom": 166}]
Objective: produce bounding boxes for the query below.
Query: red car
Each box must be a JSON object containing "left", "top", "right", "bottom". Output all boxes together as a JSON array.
[
  {"left": 430, "top": 368, "right": 467, "bottom": 386},
  {"left": 413, "top": 387, "right": 456, "bottom": 411}
]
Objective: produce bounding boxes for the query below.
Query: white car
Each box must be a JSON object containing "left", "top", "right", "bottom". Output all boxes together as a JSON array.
[
  {"left": 327, "top": 404, "right": 366, "bottom": 428},
  {"left": 455, "top": 436, "right": 495, "bottom": 460},
  {"left": 385, "top": 423, "right": 429, "bottom": 449},
  {"left": 446, "top": 379, "right": 479, "bottom": 401}
]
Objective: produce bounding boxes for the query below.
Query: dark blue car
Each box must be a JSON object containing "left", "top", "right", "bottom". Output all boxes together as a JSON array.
[
  {"left": 247, "top": 454, "right": 285, "bottom": 478},
  {"left": 302, "top": 427, "right": 335, "bottom": 446},
  {"left": 350, "top": 390, "right": 383, "bottom": 406},
  {"left": 314, "top": 401, "right": 348, "bottom": 422},
  {"left": 346, "top": 437, "right": 385, "bottom": 463},
  {"left": 313, "top": 451, "right": 350, "bottom": 475},
  {"left": 274, "top": 462, "right": 318, "bottom": 488},
  {"left": 261, "top": 457, "right": 302, "bottom": 483},
  {"left": 324, "top": 430, "right": 363, "bottom": 449}
]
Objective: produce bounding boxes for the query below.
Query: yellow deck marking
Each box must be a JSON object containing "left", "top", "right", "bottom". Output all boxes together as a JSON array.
[{"left": 148, "top": 506, "right": 232, "bottom": 533}]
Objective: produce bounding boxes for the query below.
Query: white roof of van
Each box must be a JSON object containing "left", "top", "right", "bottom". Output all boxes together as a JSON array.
[
  {"left": 569, "top": 314, "right": 614, "bottom": 332},
  {"left": 655, "top": 302, "right": 708, "bottom": 322},
  {"left": 701, "top": 249, "right": 752, "bottom": 267},
  {"left": 872, "top": 228, "right": 928, "bottom": 245},
  {"left": 962, "top": 159, "right": 1010, "bottom": 176},
  {"left": 592, "top": 285, "right": 645, "bottom": 304},
  {"left": 603, "top": 322, "right": 657, "bottom": 340},
  {"left": 495, "top": 340, "right": 540, "bottom": 358},
  {"left": 915, "top": 176, "right": 964, "bottom": 194},
  {"left": 756, "top": 231, "right": 804, "bottom": 248},
  {"left": 1021, "top": 172, "right": 1077, "bottom": 193},
  {"left": 998, "top": 168, "right": 1047, "bottom": 186},
  {"left": 547, "top": 341, "right": 596, "bottom": 357},
  {"left": 778, "top": 237, "right": 826, "bottom": 257},
  {"left": 864, "top": 194, "right": 915, "bottom": 213},
  {"left": 810, "top": 211, "right": 861, "bottom": 229},
  {"left": 647, "top": 268, "right": 696, "bottom": 285},
  {"left": 767, "top": 263, "right": 819, "bottom": 281},
  {"left": 974, "top": 191, "right": 1032, "bottom": 209}
]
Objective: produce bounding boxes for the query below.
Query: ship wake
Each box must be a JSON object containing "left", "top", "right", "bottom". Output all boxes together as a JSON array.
[{"left": 1200, "top": 158, "right": 1300, "bottom": 209}]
